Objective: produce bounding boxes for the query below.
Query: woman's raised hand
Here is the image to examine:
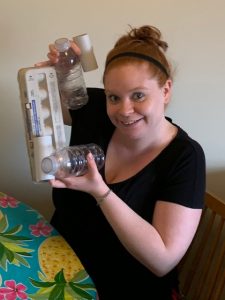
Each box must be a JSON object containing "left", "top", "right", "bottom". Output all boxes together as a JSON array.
[{"left": 35, "top": 41, "right": 81, "bottom": 67}]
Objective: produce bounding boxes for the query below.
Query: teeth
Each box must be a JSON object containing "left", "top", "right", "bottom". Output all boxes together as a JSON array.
[{"left": 122, "top": 120, "right": 137, "bottom": 125}]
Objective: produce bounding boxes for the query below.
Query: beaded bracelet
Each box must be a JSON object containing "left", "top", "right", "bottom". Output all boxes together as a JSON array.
[{"left": 96, "top": 189, "right": 112, "bottom": 206}]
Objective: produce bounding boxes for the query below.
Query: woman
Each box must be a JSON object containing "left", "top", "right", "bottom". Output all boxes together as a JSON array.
[{"left": 38, "top": 25, "right": 205, "bottom": 299}]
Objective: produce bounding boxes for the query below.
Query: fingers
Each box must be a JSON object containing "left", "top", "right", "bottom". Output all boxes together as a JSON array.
[
  {"left": 35, "top": 40, "right": 81, "bottom": 68},
  {"left": 86, "top": 152, "right": 98, "bottom": 174},
  {"left": 47, "top": 53, "right": 59, "bottom": 64},
  {"left": 70, "top": 42, "right": 82, "bottom": 56},
  {"left": 35, "top": 43, "right": 59, "bottom": 67},
  {"left": 49, "top": 179, "right": 67, "bottom": 188},
  {"left": 49, "top": 43, "right": 58, "bottom": 53},
  {"left": 35, "top": 60, "right": 52, "bottom": 67},
  {"left": 50, "top": 176, "right": 83, "bottom": 191},
  {"left": 47, "top": 43, "right": 59, "bottom": 64}
]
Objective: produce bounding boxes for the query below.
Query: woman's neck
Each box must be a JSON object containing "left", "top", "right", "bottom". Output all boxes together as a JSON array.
[{"left": 112, "top": 119, "right": 178, "bottom": 155}]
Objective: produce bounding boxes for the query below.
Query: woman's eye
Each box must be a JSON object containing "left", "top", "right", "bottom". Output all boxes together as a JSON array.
[
  {"left": 133, "top": 92, "right": 145, "bottom": 101},
  {"left": 107, "top": 95, "right": 119, "bottom": 103}
]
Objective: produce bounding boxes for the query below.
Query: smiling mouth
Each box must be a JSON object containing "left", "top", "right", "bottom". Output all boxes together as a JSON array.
[{"left": 121, "top": 119, "right": 142, "bottom": 126}]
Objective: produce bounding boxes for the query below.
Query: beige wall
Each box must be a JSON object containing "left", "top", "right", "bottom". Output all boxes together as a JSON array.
[{"left": 0, "top": 0, "right": 225, "bottom": 220}]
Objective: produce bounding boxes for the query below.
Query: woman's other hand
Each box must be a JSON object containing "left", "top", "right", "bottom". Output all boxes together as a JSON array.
[{"left": 49, "top": 153, "right": 108, "bottom": 199}]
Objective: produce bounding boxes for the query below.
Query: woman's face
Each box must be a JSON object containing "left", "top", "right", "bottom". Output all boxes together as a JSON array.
[{"left": 104, "top": 62, "right": 172, "bottom": 140}]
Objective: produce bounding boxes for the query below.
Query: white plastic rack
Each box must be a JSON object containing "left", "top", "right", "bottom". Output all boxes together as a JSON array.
[{"left": 18, "top": 66, "right": 66, "bottom": 182}]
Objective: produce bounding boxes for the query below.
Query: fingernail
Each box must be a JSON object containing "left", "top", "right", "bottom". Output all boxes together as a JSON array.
[{"left": 87, "top": 152, "right": 93, "bottom": 159}]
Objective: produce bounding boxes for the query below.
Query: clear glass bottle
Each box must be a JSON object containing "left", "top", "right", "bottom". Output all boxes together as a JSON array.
[
  {"left": 54, "top": 38, "right": 89, "bottom": 110},
  {"left": 41, "top": 143, "right": 105, "bottom": 178}
]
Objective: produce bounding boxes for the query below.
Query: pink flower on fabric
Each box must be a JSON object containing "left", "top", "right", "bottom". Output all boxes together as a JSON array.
[
  {"left": 0, "top": 280, "right": 27, "bottom": 300},
  {"left": 0, "top": 293, "right": 4, "bottom": 300},
  {"left": 29, "top": 219, "right": 53, "bottom": 237},
  {"left": 0, "top": 195, "right": 19, "bottom": 208}
]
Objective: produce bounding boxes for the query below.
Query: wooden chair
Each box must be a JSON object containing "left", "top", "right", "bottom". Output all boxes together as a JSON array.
[{"left": 178, "top": 192, "right": 225, "bottom": 300}]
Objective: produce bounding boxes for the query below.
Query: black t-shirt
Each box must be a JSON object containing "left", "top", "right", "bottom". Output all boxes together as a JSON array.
[{"left": 51, "top": 87, "right": 206, "bottom": 299}]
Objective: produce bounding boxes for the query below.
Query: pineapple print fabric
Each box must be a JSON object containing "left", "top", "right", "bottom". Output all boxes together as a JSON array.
[{"left": 0, "top": 192, "right": 97, "bottom": 300}]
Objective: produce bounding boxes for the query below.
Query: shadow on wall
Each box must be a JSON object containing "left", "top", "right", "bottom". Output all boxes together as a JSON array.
[{"left": 207, "top": 168, "right": 225, "bottom": 202}]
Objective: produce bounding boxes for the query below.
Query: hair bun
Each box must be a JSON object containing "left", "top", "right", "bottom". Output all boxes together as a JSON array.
[
  {"left": 129, "top": 25, "right": 168, "bottom": 52},
  {"left": 105, "top": 24, "right": 172, "bottom": 82}
]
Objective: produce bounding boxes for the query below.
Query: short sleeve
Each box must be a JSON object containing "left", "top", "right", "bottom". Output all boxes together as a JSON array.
[{"left": 156, "top": 135, "right": 206, "bottom": 209}]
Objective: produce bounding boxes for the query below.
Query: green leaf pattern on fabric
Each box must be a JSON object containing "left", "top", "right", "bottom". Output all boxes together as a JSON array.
[{"left": 0, "top": 192, "right": 97, "bottom": 299}]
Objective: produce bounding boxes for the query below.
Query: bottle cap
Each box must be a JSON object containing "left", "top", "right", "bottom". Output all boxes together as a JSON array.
[
  {"left": 73, "top": 34, "right": 98, "bottom": 72},
  {"left": 33, "top": 136, "right": 55, "bottom": 181},
  {"left": 55, "top": 38, "right": 70, "bottom": 52},
  {"left": 41, "top": 155, "right": 58, "bottom": 174}
]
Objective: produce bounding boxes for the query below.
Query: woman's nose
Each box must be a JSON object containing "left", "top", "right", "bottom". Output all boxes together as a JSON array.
[{"left": 118, "top": 99, "right": 134, "bottom": 116}]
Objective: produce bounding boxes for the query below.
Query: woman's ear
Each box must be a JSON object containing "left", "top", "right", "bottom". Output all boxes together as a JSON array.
[{"left": 163, "top": 79, "right": 172, "bottom": 104}]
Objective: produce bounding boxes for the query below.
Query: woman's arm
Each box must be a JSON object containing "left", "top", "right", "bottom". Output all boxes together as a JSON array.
[
  {"left": 49, "top": 153, "right": 202, "bottom": 277},
  {"left": 98, "top": 191, "right": 202, "bottom": 277}
]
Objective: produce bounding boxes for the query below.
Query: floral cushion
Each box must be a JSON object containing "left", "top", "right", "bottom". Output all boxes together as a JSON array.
[{"left": 0, "top": 192, "right": 97, "bottom": 300}]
